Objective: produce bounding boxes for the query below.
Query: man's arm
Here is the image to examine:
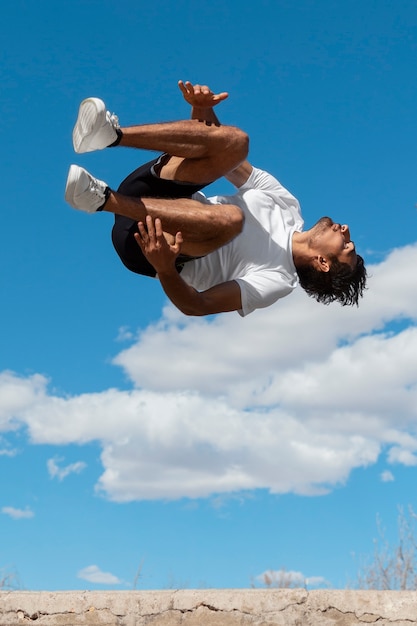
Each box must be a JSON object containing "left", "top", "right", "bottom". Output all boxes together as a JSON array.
[
  {"left": 225, "top": 160, "right": 253, "bottom": 188},
  {"left": 135, "top": 216, "right": 242, "bottom": 316},
  {"left": 178, "top": 80, "right": 226, "bottom": 125},
  {"left": 158, "top": 270, "right": 242, "bottom": 316},
  {"left": 179, "top": 80, "right": 253, "bottom": 187}
]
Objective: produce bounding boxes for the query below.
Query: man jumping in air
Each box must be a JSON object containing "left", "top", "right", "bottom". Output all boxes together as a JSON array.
[{"left": 65, "top": 81, "right": 366, "bottom": 317}]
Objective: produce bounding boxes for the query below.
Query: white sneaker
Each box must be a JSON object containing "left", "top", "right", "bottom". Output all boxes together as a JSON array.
[
  {"left": 65, "top": 165, "right": 109, "bottom": 213},
  {"left": 72, "top": 97, "right": 121, "bottom": 153}
]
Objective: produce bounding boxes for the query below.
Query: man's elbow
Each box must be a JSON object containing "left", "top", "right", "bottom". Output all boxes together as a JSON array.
[
  {"left": 214, "top": 126, "right": 249, "bottom": 172},
  {"left": 176, "top": 303, "right": 208, "bottom": 317},
  {"left": 234, "top": 129, "right": 249, "bottom": 163},
  {"left": 173, "top": 293, "right": 216, "bottom": 317}
]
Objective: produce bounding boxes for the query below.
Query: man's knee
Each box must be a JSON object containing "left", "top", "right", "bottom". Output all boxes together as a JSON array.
[
  {"left": 214, "top": 126, "right": 249, "bottom": 173},
  {"left": 221, "top": 206, "right": 244, "bottom": 244},
  {"left": 220, "top": 126, "right": 249, "bottom": 158},
  {"left": 231, "top": 205, "right": 244, "bottom": 233},
  {"left": 232, "top": 128, "right": 249, "bottom": 162}
]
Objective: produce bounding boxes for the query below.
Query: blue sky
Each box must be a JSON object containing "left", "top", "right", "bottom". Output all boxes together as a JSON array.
[{"left": 1, "top": 0, "right": 417, "bottom": 591}]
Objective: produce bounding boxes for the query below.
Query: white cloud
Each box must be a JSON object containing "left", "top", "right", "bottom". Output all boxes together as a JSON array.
[
  {"left": 77, "top": 565, "right": 121, "bottom": 585},
  {"left": 0, "top": 371, "right": 46, "bottom": 431},
  {"left": 47, "top": 457, "right": 87, "bottom": 481},
  {"left": 0, "top": 244, "right": 417, "bottom": 502},
  {"left": 112, "top": 244, "right": 417, "bottom": 398},
  {"left": 115, "top": 326, "right": 134, "bottom": 342},
  {"left": 381, "top": 470, "right": 394, "bottom": 482},
  {"left": 256, "top": 569, "right": 327, "bottom": 589},
  {"left": 387, "top": 446, "right": 417, "bottom": 466},
  {"left": 2, "top": 506, "right": 34, "bottom": 520},
  {"left": 0, "top": 447, "right": 18, "bottom": 457}
]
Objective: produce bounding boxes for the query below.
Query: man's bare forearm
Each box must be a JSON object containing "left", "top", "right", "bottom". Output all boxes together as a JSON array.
[
  {"left": 134, "top": 214, "right": 243, "bottom": 316},
  {"left": 156, "top": 268, "right": 211, "bottom": 316},
  {"left": 157, "top": 268, "right": 241, "bottom": 317},
  {"left": 191, "top": 105, "right": 221, "bottom": 126},
  {"left": 184, "top": 83, "right": 251, "bottom": 188}
]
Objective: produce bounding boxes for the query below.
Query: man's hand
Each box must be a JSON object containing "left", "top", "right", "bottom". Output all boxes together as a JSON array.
[
  {"left": 134, "top": 215, "right": 242, "bottom": 317},
  {"left": 178, "top": 80, "right": 228, "bottom": 109},
  {"left": 134, "top": 215, "right": 183, "bottom": 274}
]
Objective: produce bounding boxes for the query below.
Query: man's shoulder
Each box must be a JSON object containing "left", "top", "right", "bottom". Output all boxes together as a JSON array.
[{"left": 243, "top": 167, "right": 293, "bottom": 196}]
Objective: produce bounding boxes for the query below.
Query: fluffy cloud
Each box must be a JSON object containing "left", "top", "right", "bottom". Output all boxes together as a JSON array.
[
  {"left": 0, "top": 372, "right": 45, "bottom": 431},
  {"left": 380, "top": 470, "right": 394, "bottom": 482},
  {"left": 0, "top": 442, "right": 17, "bottom": 457},
  {"left": 0, "top": 244, "right": 417, "bottom": 502},
  {"left": 256, "top": 568, "right": 328, "bottom": 589},
  {"left": 77, "top": 565, "right": 121, "bottom": 585},
  {"left": 47, "top": 457, "right": 87, "bottom": 481},
  {"left": 2, "top": 506, "right": 34, "bottom": 520}
]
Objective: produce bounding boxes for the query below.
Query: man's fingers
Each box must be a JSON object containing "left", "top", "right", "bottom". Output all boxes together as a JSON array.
[
  {"left": 134, "top": 231, "right": 144, "bottom": 249},
  {"left": 145, "top": 214, "right": 156, "bottom": 239},
  {"left": 137, "top": 220, "right": 147, "bottom": 239},
  {"left": 154, "top": 217, "right": 164, "bottom": 238},
  {"left": 178, "top": 80, "right": 188, "bottom": 95},
  {"left": 171, "top": 231, "right": 183, "bottom": 254},
  {"left": 179, "top": 80, "right": 194, "bottom": 96},
  {"left": 139, "top": 216, "right": 163, "bottom": 250},
  {"left": 214, "top": 91, "right": 229, "bottom": 102},
  {"left": 179, "top": 80, "right": 228, "bottom": 107}
]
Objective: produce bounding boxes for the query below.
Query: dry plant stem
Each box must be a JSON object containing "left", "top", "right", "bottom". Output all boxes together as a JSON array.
[{"left": 356, "top": 507, "right": 417, "bottom": 590}]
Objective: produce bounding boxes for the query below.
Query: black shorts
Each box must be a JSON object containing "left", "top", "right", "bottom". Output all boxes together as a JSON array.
[{"left": 111, "top": 156, "right": 208, "bottom": 277}]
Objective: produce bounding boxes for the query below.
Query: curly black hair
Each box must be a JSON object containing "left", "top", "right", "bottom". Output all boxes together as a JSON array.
[{"left": 296, "top": 254, "right": 367, "bottom": 306}]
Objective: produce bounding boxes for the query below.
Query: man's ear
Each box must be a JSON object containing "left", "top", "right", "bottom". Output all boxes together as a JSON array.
[{"left": 314, "top": 255, "right": 330, "bottom": 273}]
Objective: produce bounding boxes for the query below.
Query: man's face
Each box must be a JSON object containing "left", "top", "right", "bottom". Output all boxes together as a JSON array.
[{"left": 311, "top": 217, "right": 357, "bottom": 269}]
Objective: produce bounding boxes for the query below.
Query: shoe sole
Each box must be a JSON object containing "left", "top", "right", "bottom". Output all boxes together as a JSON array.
[
  {"left": 65, "top": 165, "right": 107, "bottom": 213},
  {"left": 65, "top": 164, "right": 83, "bottom": 206},
  {"left": 72, "top": 98, "right": 106, "bottom": 153}
]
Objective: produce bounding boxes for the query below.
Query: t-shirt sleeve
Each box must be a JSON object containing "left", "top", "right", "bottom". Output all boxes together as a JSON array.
[
  {"left": 235, "top": 272, "right": 295, "bottom": 317},
  {"left": 239, "top": 167, "right": 290, "bottom": 195},
  {"left": 239, "top": 167, "right": 302, "bottom": 216}
]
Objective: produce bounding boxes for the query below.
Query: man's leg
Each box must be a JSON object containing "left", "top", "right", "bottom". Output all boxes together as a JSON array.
[
  {"left": 73, "top": 97, "right": 248, "bottom": 184},
  {"left": 111, "top": 214, "right": 158, "bottom": 277},
  {"left": 105, "top": 190, "right": 242, "bottom": 256},
  {"left": 65, "top": 165, "right": 243, "bottom": 258},
  {"left": 68, "top": 98, "right": 246, "bottom": 265},
  {"left": 118, "top": 120, "right": 248, "bottom": 184},
  {"left": 111, "top": 157, "right": 208, "bottom": 275}
]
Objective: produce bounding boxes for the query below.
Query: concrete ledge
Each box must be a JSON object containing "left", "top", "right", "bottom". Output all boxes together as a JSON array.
[{"left": 1, "top": 589, "right": 417, "bottom": 625}]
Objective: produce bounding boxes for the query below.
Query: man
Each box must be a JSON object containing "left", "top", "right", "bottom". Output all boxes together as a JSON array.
[{"left": 65, "top": 81, "right": 366, "bottom": 317}]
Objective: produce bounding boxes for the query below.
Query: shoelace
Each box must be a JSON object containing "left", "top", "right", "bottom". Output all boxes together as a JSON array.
[
  {"left": 109, "top": 112, "right": 120, "bottom": 129},
  {"left": 89, "top": 180, "right": 104, "bottom": 195}
]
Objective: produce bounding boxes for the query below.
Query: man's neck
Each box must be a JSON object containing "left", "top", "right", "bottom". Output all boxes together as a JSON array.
[{"left": 292, "top": 230, "right": 313, "bottom": 268}]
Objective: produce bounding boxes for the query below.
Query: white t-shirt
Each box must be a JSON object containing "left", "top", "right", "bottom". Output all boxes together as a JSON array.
[{"left": 180, "top": 166, "right": 304, "bottom": 317}]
